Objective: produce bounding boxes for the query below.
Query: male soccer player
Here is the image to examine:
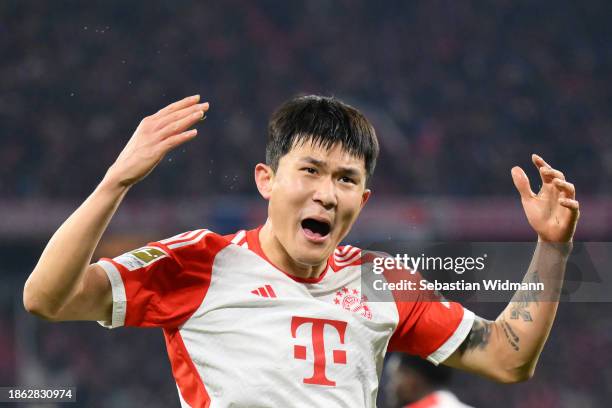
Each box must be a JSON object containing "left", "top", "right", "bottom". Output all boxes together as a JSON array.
[
  {"left": 384, "top": 353, "right": 473, "bottom": 408},
  {"left": 23, "top": 95, "right": 579, "bottom": 407}
]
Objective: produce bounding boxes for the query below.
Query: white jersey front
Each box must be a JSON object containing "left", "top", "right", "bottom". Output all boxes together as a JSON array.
[{"left": 97, "top": 227, "right": 474, "bottom": 407}]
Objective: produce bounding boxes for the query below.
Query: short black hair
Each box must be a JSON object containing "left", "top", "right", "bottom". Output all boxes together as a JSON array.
[
  {"left": 266, "top": 95, "right": 379, "bottom": 183},
  {"left": 399, "top": 355, "right": 452, "bottom": 387}
]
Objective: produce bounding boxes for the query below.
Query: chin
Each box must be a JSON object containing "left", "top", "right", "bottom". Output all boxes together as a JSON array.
[{"left": 292, "top": 247, "right": 332, "bottom": 267}]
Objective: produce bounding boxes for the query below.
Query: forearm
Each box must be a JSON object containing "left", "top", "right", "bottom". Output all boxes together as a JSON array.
[
  {"left": 448, "top": 155, "right": 579, "bottom": 382},
  {"left": 493, "top": 240, "right": 572, "bottom": 377},
  {"left": 24, "top": 170, "right": 130, "bottom": 315},
  {"left": 23, "top": 95, "right": 206, "bottom": 320}
]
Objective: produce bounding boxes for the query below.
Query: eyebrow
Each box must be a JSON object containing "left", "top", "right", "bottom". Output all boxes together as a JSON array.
[{"left": 299, "top": 156, "right": 362, "bottom": 178}]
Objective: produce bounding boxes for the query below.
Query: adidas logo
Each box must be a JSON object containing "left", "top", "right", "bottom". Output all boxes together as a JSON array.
[{"left": 251, "top": 285, "right": 277, "bottom": 298}]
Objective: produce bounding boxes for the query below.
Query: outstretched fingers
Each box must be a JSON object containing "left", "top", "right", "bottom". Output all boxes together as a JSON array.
[
  {"left": 553, "top": 178, "right": 575, "bottom": 199},
  {"left": 106, "top": 95, "right": 210, "bottom": 187},
  {"left": 155, "top": 94, "right": 201, "bottom": 117},
  {"left": 534, "top": 155, "right": 580, "bottom": 219},
  {"left": 511, "top": 166, "right": 535, "bottom": 200},
  {"left": 533, "top": 154, "right": 566, "bottom": 184},
  {"left": 158, "top": 104, "right": 208, "bottom": 139},
  {"left": 532, "top": 153, "right": 551, "bottom": 169},
  {"left": 540, "top": 166, "right": 566, "bottom": 183},
  {"left": 163, "top": 129, "right": 199, "bottom": 150},
  {"left": 156, "top": 102, "right": 209, "bottom": 131},
  {"left": 559, "top": 198, "right": 580, "bottom": 211}
]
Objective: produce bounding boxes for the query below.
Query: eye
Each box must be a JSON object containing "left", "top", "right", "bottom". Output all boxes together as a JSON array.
[
  {"left": 339, "top": 176, "right": 356, "bottom": 184},
  {"left": 302, "top": 167, "right": 317, "bottom": 174}
]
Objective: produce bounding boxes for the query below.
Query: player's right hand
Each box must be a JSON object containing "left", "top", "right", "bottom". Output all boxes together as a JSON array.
[{"left": 104, "top": 95, "right": 209, "bottom": 187}]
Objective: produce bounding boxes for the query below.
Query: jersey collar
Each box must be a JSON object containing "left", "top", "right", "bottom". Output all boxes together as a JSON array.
[{"left": 246, "top": 226, "right": 331, "bottom": 284}]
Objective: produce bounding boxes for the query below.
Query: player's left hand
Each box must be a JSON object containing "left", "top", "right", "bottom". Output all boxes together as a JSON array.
[{"left": 511, "top": 154, "right": 580, "bottom": 242}]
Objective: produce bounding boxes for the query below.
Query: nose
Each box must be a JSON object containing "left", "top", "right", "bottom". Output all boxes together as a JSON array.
[{"left": 312, "top": 177, "right": 337, "bottom": 210}]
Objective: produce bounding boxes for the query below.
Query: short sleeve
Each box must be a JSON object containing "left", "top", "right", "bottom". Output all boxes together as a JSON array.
[
  {"left": 97, "top": 229, "right": 228, "bottom": 329},
  {"left": 384, "top": 267, "right": 475, "bottom": 365}
]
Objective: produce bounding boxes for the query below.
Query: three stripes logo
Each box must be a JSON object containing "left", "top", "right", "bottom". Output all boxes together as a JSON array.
[{"left": 251, "top": 284, "right": 277, "bottom": 298}]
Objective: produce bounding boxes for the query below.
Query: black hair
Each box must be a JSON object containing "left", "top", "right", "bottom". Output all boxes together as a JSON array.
[
  {"left": 399, "top": 355, "right": 452, "bottom": 387},
  {"left": 266, "top": 95, "right": 379, "bottom": 183}
]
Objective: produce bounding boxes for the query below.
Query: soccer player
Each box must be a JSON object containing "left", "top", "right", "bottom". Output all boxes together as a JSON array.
[
  {"left": 23, "top": 95, "right": 579, "bottom": 407},
  {"left": 384, "top": 353, "right": 473, "bottom": 408}
]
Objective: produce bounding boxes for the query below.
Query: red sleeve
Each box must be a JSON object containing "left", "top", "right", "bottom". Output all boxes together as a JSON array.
[
  {"left": 96, "top": 229, "right": 229, "bottom": 329},
  {"left": 384, "top": 268, "right": 475, "bottom": 365}
]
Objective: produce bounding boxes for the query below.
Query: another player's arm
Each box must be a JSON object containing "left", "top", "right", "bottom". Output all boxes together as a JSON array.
[
  {"left": 23, "top": 95, "right": 209, "bottom": 322},
  {"left": 443, "top": 154, "right": 579, "bottom": 383}
]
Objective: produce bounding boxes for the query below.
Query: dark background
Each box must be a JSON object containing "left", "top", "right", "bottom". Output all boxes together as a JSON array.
[{"left": 2, "top": 1, "right": 611, "bottom": 407}]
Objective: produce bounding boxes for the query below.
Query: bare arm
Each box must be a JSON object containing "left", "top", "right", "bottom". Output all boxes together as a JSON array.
[
  {"left": 23, "top": 95, "right": 209, "bottom": 321},
  {"left": 444, "top": 154, "right": 579, "bottom": 383},
  {"left": 445, "top": 241, "right": 571, "bottom": 383},
  {"left": 23, "top": 181, "right": 128, "bottom": 321}
]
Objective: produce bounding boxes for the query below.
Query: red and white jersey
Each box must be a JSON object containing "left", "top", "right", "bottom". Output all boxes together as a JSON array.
[
  {"left": 97, "top": 227, "right": 474, "bottom": 408},
  {"left": 404, "top": 390, "right": 474, "bottom": 408}
]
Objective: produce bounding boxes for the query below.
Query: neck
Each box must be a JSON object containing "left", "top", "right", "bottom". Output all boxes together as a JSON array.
[{"left": 258, "top": 220, "right": 328, "bottom": 281}]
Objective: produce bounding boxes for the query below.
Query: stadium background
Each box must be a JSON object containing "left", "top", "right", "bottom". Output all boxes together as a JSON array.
[{"left": 2, "top": 1, "right": 612, "bottom": 406}]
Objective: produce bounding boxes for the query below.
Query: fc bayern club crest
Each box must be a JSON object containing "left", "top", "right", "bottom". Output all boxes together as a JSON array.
[{"left": 334, "top": 287, "right": 372, "bottom": 320}]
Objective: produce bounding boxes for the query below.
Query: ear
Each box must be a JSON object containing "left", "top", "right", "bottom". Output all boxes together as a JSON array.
[
  {"left": 255, "top": 163, "right": 274, "bottom": 200},
  {"left": 360, "top": 189, "right": 371, "bottom": 209}
]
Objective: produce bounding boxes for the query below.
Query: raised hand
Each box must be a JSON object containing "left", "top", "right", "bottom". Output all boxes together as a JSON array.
[
  {"left": 511, "top": 154, "right": 579, "bottom": 242},
  {"left": 105, "top": 95, "right": 209, "bottom": 187}
]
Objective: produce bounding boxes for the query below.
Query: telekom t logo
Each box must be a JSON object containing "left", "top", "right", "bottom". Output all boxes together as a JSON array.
[{"left": 291, "top": 316, "right": 348, "bottom": 386}]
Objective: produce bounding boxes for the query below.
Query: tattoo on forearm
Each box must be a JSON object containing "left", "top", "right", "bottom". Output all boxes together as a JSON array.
[
  {"left": 510, "top": 302, "right": 533, "bottom": 321},
  {"left": 501, "top": 317, "right": 520, "bottom": 351},
  {"left": 459, "top": 317, "right": 492, "bottom": 354},
  {"left": 509, "top": 271, "right": 541, "bottom": 322}
]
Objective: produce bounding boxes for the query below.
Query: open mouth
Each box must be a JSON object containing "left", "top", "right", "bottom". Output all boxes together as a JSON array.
[{"left": 301, "top": 218, "right": 331, "bottom": 241}]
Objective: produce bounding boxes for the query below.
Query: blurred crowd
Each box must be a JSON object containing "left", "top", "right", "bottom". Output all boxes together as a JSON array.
[{"left": 2, "top": 0, "right": 612, "bottom": 199}]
